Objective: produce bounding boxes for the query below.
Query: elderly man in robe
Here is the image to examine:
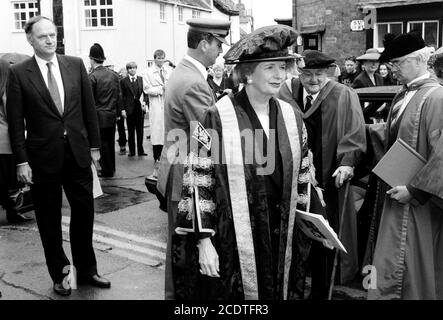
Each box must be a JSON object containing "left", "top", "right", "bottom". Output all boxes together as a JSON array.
[
  {"left": 368, "top": 31, "right": 443, "bottom": 300},
  {"left": 278, "top": 50, "right": 366, "bottom": 299}
]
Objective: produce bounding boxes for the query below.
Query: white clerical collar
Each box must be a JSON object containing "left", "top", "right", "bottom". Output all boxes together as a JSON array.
[
  {"left": 407, "top": 72, "right": 430, "bottom": 87},
  {"left": 184, "top": 55, "right": 207, "bottom": 79},
  {"left": 34, "top": 54, "right": 59, "bottom": 70}
]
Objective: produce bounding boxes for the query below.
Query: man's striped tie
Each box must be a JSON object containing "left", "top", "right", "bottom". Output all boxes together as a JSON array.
[{"left": 390, "top": 87, "right": 409, "bottom": 126}]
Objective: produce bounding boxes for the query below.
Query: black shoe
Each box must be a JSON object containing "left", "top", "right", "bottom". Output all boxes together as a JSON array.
[
  {"left": 53, "top": 282, "right": 71, "bottom": 296},
  {"left": 7, "top": 212, "right": 33, "bottom": 224},
  {"left": 78, "top": 274, "right": 111, "bottom": 288},
  {"left": 138, "top": 152, "right": 148, "bottom": 156},
  {"left": 119, "top": 147, "right": 126, "bottom": 155},
  {"left": 128, "top": 153, "right": 135, "bottom": 157}
]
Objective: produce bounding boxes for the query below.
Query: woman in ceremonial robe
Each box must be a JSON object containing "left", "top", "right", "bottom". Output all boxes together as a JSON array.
[{"left": 171, "top": 25, "right": 327, "bottom": 300}]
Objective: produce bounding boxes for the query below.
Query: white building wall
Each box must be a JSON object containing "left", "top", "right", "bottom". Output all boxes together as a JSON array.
[
  {"left": 64, "top": 0, "right": 148, "bottom": 73},
  {"left": 1, "top": 0, "right": 238, "bottom": 72},
  {"left": 0, "top": 0, "right": 54, "bottom": 56},
  {"left": 210, "top": 7, "right": 240, "bottom": 64}
]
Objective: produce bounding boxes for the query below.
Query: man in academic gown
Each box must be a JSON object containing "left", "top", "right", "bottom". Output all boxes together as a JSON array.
[
  {"left": 368, "top": 32, "right": 443, "bottom": 300},
  {"left": 278, "top": 50, "right": 366, "bottom": 299}
]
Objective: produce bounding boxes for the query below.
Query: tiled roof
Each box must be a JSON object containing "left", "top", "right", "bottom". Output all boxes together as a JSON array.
[
  {"left": 157, "top": 0, "right": 212, "bottom": 11},
  {"left": 358, "top": 0, "right": 443, "bottom": 8},
  {"left": 213, "top": 0, "right": 240, "bottom": 16}
]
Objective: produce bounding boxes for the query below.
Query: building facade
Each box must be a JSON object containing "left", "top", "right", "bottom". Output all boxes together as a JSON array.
[
  {"left": 0, "top": 0, "right": 240, "bottom": 72},
  {"left": 292, "top": 0, "right": 443, "bottom": 66}
]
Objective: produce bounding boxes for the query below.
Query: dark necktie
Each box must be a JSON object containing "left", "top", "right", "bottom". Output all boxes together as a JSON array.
[
  {"left": 305, "top": 95, "right": 313, "bottom": 112},
  {"left": 131, "top": 77, "right": 138, "bottom": 92},
  {"left": 160, "top": 68, "right": 165, "bottom": 83},
  {"left": 47, "top": 62, "right": 63, "bottom": 116}
]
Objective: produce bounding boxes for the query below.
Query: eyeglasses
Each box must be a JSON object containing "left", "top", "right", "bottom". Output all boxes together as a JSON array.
[{"left": 388, "top": 57, "right": 411, "bottom": 69}]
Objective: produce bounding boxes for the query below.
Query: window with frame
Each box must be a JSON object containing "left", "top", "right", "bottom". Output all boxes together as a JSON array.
[
  {"left": 192, "top": 10, "right": 200, "bottom": 19},
  {"left": 375, "top": 22, "right": 402, "bottom": 48},
  {"left": 160, "top": 3, "right": 166, "bottom": 21},
  {"left": 12, "top": 1, "right": 39, "bottom": 31},
  {"left": 84, "top": 0, "right": 114, "bottom": 28},
  {"left": 178, "top": 6, "right": 183, "bottom": 22},
  {"left": 408, "top": 21, "right": 439, "bottom": 47}
]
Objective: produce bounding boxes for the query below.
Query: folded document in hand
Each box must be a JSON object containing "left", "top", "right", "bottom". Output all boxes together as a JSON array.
[
  {"left": 296, "top": 209, "right": 347, "bottom": 253},
  {"left": 372, "top": 138, "right": 426, "bottom": 188}
]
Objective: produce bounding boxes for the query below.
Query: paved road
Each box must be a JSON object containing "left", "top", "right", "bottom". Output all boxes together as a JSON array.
[{"left": 0, "top": 123, "right": 168, "bottom": 300}]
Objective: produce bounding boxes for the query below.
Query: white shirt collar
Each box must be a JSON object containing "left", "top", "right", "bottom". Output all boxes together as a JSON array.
[
  {"left": 184, "top": 55, "right": 207, "bottom": 80},
  {"left": 153, "top": 64, "right": 162, "bottom": 72},
  {"left": 302, "top": 78, "right": 330, "bottom": 104},
  {"left": 407, "top": 71, "right": 430, "bottom": 87},
  {"left": 303, "top": 88, "right": 319, "bottom": 103},
  {"left": 34, "top": 54, "right": 59, "bottom": 70}
]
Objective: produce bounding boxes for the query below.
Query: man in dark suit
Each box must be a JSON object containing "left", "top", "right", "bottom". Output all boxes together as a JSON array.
[
  {"left": 6, "top": 16, "right": 110, "bottom": 296},
  {"left": 89, "top": 43, "right": 122, "bottom": 178},
  {"left": 120, "top": 62, "right": 147, "bottom": 157}
]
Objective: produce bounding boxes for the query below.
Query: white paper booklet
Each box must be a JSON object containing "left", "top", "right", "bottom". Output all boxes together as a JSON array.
[
  {"left": 296, "top": 209, "right": 347, "bottom": 253},
  {"left": 91, "top": 163, "right": 103, "bottom": 198}
]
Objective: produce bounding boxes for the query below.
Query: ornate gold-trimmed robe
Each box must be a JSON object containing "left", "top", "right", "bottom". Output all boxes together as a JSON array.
[{"left": 172, "top": 89, "right": 325, "bottom": 300}]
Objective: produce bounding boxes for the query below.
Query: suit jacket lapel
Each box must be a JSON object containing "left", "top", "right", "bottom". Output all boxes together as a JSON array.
[
  {"left": 126, "top": 77, "right": 136, "bottom": 96},
  {"left": 303, "top": 81, "right": 336, "bottom": 118},
  {"left": 26, "top": 56, "right": 61, "bottom": 118},
  {"left": 57, "top": 55, "right": 71, "bottom": 116}
]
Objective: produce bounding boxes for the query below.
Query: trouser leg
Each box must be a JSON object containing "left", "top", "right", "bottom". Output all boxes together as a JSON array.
[
  {"left": 165, "top": 174, "right": 177, "bottom": 300},
  {"left": 31, "top": 179, "right": 70, "bottom": 283},
  {"left": 62, "top": 140, "right": 97, "bottom": 277},
  {"left": 116, "top": 117, "right": 127, "bottom": 147},
  {"left": 136, "top": 113, "right": 145, "bottom": 155},
  {"left": 127, "top": 116, "right": 136, "bottom": 155},
  {"left": 99, "top": 126, "right": 115, "bottom": 174}
]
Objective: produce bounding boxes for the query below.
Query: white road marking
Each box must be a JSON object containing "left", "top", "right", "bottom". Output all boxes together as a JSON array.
[
  {"left": 61, "top": 216, "right": 166, "bottom": 250},
  {"left": 61, "top": 217, "right": 166, "bottom": 267}
]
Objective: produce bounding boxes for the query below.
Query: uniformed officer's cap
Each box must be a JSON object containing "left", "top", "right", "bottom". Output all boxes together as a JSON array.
[
  {"left": 300, "top": 50, "right": 335, "bottom": 69},
  {"left": 186, "top": 18, "right": 231, "bottom": 45},
  {"left": 224, "top": 25, "right": 298, "bottom": 64}
]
